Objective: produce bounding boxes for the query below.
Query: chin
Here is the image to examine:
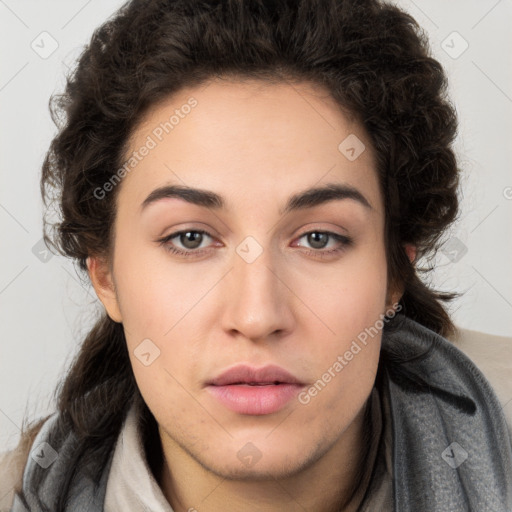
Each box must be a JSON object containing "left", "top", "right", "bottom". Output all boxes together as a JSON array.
[
  {"left": 205, "top": 458, "right": 310, "bottom": 482},
  {"left": 192, "top": 440, "right": 325, "bottom": 482}
]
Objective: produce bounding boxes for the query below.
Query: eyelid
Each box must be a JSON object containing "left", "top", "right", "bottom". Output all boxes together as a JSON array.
[
  {"left": 291, "top": 230, "right": 352, "bottom": 256},
  {"left": 158, "top": 228, "right": 216, "bottom": 251},
  {"left": 294, "top": 225, "right": 349, "bottom": 240},
  {"left": 157, "top": 226, "right": 352, "bottom": 258}
]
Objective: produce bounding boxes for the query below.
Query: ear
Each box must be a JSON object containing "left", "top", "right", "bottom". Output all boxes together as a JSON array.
[
  {"left": 404, "top": 243, "right": 417, "bottom": 264},
  {"left": 386, "top": 243, "right": 417, "bottom": 308},
  {"left": 87, "top": 256, "right": 123, "bottom": 323}
]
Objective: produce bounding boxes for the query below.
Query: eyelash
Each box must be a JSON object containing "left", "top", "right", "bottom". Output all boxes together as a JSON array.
[{"left": 157, "top": 229, "right": 353, "bottom": 259}]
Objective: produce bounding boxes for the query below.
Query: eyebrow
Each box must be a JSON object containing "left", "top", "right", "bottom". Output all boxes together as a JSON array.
[{"left": 140, "top": 182, "right": 373, "bottom": 215}]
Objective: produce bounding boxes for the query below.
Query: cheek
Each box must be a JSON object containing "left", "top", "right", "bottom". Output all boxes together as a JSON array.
[
  {"left": 111, "top": 247, "right": 203, "bottom": 407},
  {"left": 130, "top": 355, "right": 211, "bottom": 451},
  {"left": 112, "top": 233, "right": 194, "bottom": 336},
  {"left": 300, "top": 239, "right": 388, "bottom": 345},
  {"left": 114, "top": 217, "right": 388, "bottom": 406},
  {"left": 293, "top": 243, "right": 387, "bottom": 410}
]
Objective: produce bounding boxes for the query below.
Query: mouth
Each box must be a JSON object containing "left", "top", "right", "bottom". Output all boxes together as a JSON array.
[
  {"left": 205, "top": 364, "right": 306, "bottom": 415},
  {"left": 206, "top": 364, "right": 304, "bottom": 387},
  {"left": 230, "top": 382, "right": 283, "bottom": 385}
]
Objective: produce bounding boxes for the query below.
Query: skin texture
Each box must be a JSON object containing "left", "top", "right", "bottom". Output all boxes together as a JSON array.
[{"left": 88, "top": 78, "right": 414, "bottom": 512}]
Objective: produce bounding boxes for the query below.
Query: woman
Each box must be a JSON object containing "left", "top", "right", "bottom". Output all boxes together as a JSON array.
[{"left": 1, "top": 0, "right": 511, "bottom": 510}]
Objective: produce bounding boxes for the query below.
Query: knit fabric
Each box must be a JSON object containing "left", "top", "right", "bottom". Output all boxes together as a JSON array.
[{"left": 9, "top": 314, "right": 512, "bottom": 511}]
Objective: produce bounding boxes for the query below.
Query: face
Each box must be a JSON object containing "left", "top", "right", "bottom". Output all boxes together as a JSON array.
[{"left": 89, "top": 78, "right": 400, "bottom": 480}]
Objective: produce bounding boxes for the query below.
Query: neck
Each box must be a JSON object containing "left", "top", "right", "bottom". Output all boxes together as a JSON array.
[{"left": 157, "top": 395, "right": 375, "bottom": 512}]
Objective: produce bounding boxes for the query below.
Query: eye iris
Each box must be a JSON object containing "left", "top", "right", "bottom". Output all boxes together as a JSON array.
[
  {"left": 308, "top": 232, "right": 328, "bottom": 249},
  {"left": 181, "top": 231, "right": 203, "bottom": 249},
  {"left": 175, "top": 231, "right": 334, "bottom": 251}
]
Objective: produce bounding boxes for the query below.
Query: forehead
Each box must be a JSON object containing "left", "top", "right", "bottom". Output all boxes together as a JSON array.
[{"left": 116, "top": 79, "right": 383, "bottom": 217}]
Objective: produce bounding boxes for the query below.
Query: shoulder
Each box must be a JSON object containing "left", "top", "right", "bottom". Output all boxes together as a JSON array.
[
  {"left": 448, "top": 325, "right": 512, "bottom": 438},
  {"left": 0, "top": 440, "right": 31, "bottom": 510},
  {"left": 0, "top": 417, "right": 50, "bottom": 510}
]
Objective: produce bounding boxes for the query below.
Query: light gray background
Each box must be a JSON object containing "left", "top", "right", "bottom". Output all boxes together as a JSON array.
[{"left": 1, "top": 0, "right": 511, "bottom": 451}]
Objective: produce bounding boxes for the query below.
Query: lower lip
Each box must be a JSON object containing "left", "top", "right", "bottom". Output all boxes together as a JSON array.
[{"left": 206, "top": 383, "right": 304, "bottom": 415}]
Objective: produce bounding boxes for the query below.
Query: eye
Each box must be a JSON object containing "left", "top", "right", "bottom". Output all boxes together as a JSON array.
[
  {"left": 158, "top": 229, "right": 215, "bottom": 257},
  {"left": 293, "top": 231, "right": 352, "bottom": 258},
  {"left": 157, "top": 229, "right": 352, "bottom": 259}
]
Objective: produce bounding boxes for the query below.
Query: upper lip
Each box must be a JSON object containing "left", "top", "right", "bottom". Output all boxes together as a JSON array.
[{"left": 207, "top": 364, "right": 304, "bottom": 386}]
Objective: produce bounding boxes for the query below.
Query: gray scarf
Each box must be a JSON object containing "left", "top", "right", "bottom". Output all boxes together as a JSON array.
[{"left": 10, "top": 314, "right": 512, "bottom": 511}]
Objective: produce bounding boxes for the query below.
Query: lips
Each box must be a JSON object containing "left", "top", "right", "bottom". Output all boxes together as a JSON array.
[
  {"left": 206, "top": 364, "right": 304, "bottom": 387},
  {"left": 206, "top": 364, "right": 306, "bottom": 415}
]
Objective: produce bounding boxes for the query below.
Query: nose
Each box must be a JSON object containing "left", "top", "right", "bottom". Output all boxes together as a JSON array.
[{"left": 221, "top": 242, "right": 295, "bottom": 343}]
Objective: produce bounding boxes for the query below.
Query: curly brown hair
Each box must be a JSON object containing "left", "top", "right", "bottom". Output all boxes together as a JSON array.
[{"left": 18, "top": 0, "right": 461, "bottom": 507}]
